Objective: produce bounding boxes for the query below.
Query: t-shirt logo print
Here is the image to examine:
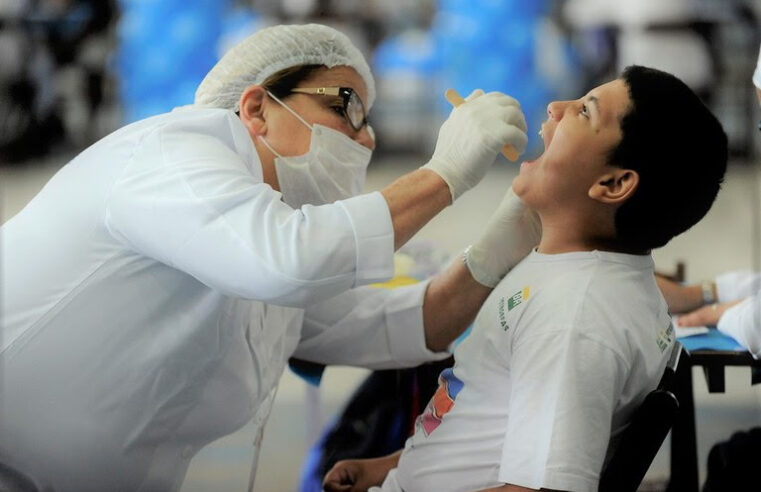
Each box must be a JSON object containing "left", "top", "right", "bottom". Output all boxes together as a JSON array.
[
  {"left": 656, "top": 322, "right": 675, "bottom": 352},
  {"left": 498, "top": 286, "right": 531, "bottom": 331},
  {"left": 508, "top": 286, "right": 530, "bottom": 310},
  {"left": 420, "top": 367, "right": 464, "bottom": 436}
]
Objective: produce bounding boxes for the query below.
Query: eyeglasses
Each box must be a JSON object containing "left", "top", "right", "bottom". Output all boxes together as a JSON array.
[{"left": 290, "top": 87, "right": 368, "bottom": 131}]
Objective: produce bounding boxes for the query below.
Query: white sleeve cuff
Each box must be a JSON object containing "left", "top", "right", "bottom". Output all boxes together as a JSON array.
[
  {"left": 754, "top": 44, "right": 761, "bottom": 89},
  {"left": 717, "top": 296, "right": 761, "bottom": 358},
  {"left": 384, "top": 280, "right": 451, "bottom": 365},
  {"left": 337, "top": 191, "right": 395, "bottom": 287},
  {"left": 716, "top": 270, "right": 761, "bottom": 303}
]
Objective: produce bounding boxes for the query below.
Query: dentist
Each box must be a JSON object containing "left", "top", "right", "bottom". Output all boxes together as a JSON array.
[{"left": 0, "top": 24, "right": 535, "bottom": 491}]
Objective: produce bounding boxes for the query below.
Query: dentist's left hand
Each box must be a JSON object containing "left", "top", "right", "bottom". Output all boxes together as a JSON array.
[{"left": 464, "top": 185, "right": 541, "bottom": 287}]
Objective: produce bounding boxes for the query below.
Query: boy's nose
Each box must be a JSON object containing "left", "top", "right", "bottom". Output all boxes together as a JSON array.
[{"left": 547, "top": 101, "right": 566, "bottom": 122}]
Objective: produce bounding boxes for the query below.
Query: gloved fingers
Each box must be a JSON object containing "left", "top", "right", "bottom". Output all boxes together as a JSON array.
[
  {"left": 427, "top": 89, "right": 528, "bottom": 200},
  {"left": 500, "top": 105, "right": 528, "bottom": 134},
  {"left": 463, "top": 92, "right": 520, "bottom": 115},
  {"left": 464, "top": 88, "right": 485, "bottom": 102},
  {"left": 467, "top": 94, "right": 527, "bottom": 133},
  {"left": 486, "top": 124, "right": 528, "bottom": 155},
  {"left": 480, "top": 92, "right": 522, "bottom": 110},
  {"left": 449, "top": 92, "right": 523, "bottom": 125}
]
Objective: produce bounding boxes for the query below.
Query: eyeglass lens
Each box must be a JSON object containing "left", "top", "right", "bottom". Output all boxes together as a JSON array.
[{"left": 345, "top": 90, "right": 366, "bottom": 130}]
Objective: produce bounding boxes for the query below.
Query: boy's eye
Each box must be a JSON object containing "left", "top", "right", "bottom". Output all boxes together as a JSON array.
[
  {"left": 330, "top": 105, "right": 345, "bottom": 116},
  {"left": 580, "top": 104, "right": 589, "bottom": 118}
]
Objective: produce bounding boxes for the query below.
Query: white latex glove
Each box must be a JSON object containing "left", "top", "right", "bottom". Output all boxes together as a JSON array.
[
  {"left": 464, "top": 185, "right": 541, "bottom": 287},
  {"left": 423, "top": 90, "right": 528, "bottom": 201}
]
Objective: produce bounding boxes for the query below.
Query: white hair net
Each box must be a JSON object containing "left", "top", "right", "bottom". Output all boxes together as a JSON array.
[{"left": 195, "top": 23, "right": 375, "bottom": 112}]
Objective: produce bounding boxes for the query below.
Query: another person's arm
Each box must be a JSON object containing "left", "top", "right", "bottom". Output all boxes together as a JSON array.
[
  {"left": 675, "top": 300, "right": 742, "bottom": 327},
  {"left": 657, "top": 271, "right": 759, "bottom": 356},
  {"left": 655, "top": 275, "right": 707, "bottom": 314},
  {"left": 657, "top": 270, "right": 758, "bottom": 317}
]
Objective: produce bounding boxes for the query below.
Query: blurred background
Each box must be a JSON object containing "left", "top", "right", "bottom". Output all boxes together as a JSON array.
[{"left": 1, "top": 0, "right": 760, "bottom": 490}]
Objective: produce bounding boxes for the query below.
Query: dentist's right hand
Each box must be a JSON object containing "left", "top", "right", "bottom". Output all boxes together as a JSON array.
[{"left": 423, "top": 90, "right": 528, "bottom": 201}]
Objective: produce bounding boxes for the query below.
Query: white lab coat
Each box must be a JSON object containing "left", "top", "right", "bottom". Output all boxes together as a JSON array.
[
  {"left": 0, "top": 106, "right": 446, "bottom": 491},
  {"left": 716, "top": 270, "right": 761, "bottom": 358}
]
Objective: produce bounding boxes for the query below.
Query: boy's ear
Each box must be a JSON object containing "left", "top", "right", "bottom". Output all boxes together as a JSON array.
[
  {"left": 238, "top": 85, "right": 268, "bottom": 137},
  {"left": 589, "top": 168, "right": 639, "bottom": 205}
]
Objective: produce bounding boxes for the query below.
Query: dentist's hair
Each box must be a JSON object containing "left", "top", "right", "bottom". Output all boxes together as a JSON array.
[
  {"left": 231, "top": 64, "right": 323, "bottom": 116},
  {"left": 195, "top": 23, "right": 375, "bottom": 111},
  {"left": 261, "top": 64, "right": 322, "bottom": 99},
  {"left": 609, "top": 65, "right": 728, "bottom": 251}
]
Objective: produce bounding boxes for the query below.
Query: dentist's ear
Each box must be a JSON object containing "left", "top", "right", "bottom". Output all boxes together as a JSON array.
[
  {"left": 240, "top": 86, "right": 281, "bottom": 192},
  {"left": 238, "top": 85, "right": 268, "bottom": 137},
  {"left": 589, "top": 169, "right": 639, "bottom": 205}
]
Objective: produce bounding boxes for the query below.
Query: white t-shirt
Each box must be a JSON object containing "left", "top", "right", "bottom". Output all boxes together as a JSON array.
[{"left": 385, "top": 250, "right": 674, "bottom": 492}]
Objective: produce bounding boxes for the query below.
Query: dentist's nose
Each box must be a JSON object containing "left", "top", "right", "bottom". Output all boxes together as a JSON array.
[{"left": 355, "top": 124, "right": 376, "bottom": 150}]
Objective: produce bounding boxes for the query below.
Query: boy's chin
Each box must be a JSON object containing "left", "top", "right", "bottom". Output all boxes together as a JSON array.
[{"left": 510, "top": 179, "right": 533, "bottom": 206}]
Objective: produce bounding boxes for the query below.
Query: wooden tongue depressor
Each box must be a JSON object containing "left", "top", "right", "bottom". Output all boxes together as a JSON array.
[{"left": 445, "top": 88, "right": 520, "bottom": 162}]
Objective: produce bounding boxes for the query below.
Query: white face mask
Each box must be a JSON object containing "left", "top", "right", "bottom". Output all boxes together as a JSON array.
[{"left": 258, "top": 91, "right": 372, "bottom": 208}]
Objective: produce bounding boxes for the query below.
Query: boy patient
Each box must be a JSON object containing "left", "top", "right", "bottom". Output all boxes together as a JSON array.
[{"left": 323, "top": 66, "right": 728, "bottom": 492}]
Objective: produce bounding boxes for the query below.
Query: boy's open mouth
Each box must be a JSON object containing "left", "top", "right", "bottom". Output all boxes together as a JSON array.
[{"left": 521, "top": 122, "right": 552, "bottom": 168}]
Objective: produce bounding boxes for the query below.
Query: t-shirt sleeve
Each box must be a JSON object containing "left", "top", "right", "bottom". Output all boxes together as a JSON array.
[
  {"left": 104, "top": 123, "right": 394, "bottom": 307},
  {"left": 498, "top": 329, "right": 628, "bottom": 492}
]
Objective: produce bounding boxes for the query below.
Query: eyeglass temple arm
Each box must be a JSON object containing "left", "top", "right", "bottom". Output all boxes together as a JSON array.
[{"left": 291, "top": 87, "right": 342, "bottom": 96}]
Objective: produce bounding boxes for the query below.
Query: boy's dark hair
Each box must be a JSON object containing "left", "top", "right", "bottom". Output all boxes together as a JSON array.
[{"left": 608, "top": 65, "right": 728, "bottom": 251}]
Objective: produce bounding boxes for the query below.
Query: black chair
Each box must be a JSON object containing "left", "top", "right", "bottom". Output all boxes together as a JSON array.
[{"left": 599, "top": 341, "right": 685, "bottom": 492}]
